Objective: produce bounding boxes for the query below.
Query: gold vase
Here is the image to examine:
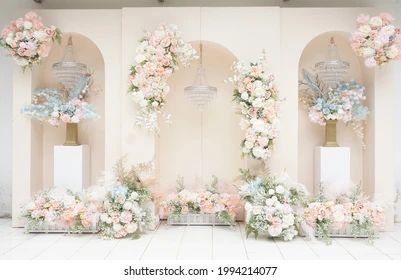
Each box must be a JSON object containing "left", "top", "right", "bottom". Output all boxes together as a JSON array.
[
  {"left": 64, "top": 123, "right": 79, "bottom": 146},
  {"left": 324, "top": 120, "right": 338, "bottom": 147}
]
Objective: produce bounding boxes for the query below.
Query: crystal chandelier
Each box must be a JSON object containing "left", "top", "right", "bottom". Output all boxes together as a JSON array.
[
  {"left": 314, "top": 37, "right": 350, "bottom": 88},
  {"left": 184, "top": 42, "right": 217, "bottom": 111},
  {"left": 52, "top": 36, "right": 88, "bottom": 91}
]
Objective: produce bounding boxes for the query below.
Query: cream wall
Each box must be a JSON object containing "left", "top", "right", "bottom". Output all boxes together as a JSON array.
[{"left": 10, "top": 7, "right": 399, "bottom": 228}]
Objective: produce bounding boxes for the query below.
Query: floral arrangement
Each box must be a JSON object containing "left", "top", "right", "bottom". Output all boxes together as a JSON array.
[
  {"left": 299, "top": 69, "right": 369, "bottom": 140},
  {"left": 239, "top": 170, "right": 308, "bottom": 241},
  {"left": 22, "top": 187, "right": 97, "bottom": 233},
  {"left": 162, "top": 176, "right": 240, "bottom": 225},
  {"left": 228, "top": 53, "right": 280, "bottom": 161},
  {"left": 0, "top": 11, "right": 62, "bottom": 70},
  {"left": 98, "top": 160, "right": 153, "bottom": 239},
  {"left": 128, "top": 23, "right": 197, "bottom": 132},
  {"left": 350, "top": 13, "right": 401, "bottom": 67},
  {"left": 21, "top": 74, "right": 98, "bottom": 126},
  {"left": 303, "top": 187, "right": 385, "bottom": 243}
]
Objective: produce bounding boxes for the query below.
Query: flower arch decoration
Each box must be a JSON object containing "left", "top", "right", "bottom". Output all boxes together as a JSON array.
[
  {"left": 228, "top": 53, "right": 280, "bottom": 161},
  {"left": 128, "top": 24, "right": 198, "bottom": 132}
]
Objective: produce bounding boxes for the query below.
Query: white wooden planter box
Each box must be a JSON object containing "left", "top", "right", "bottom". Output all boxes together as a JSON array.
[
  {"left": 25, "top": 222, "right": 98, "bottom": 233},
  {"left": 167, "top": 213, "right": 233, "bottom": 226}
]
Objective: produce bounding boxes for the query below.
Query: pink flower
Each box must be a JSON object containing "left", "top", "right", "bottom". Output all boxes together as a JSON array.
[
  {"left": 379, "top": 13, "right": 394, "bottom": 25},
  {"left": 120, "top": 211, "right": 133, "bottom": 224},
  {"left": 24, "top": 11, "right": 39, "bottom": 21},
  {"left": 37, "top": 42, "right": 50, "bottom": 57}
]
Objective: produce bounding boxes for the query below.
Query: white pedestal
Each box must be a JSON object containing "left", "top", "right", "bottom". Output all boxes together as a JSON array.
[
  {"left": 54, "top": 145, "right": 90, "bottom": 193},
  {"left": 314, "top": 147, "right": 351, "bottom": 196}
]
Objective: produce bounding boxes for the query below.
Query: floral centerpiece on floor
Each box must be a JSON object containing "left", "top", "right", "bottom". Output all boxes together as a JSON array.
[
  {"left": 0, "top": 11, "right": 62, "bottom": 70},
  {"left": 22, "top": 187, "right": 98, "bottom": 233},
  {"left": 21, "top": 74, "right": 98, "bottom": 126},
  {"left": 97, "top": 160, "right": 154, "bottom": 239},
  {"left": 299, "top": 69, "right": 369, "bottom": 141},
  {"left": 350, "top": 13, "right": 401, "bottom": 67},
  {"left": 239, "top": 170, "right": 308, "bottom": 241},
  {"left": 128, "top": 23, "right": 197, "bottom": 132},
  {"left": 303, "top": 186, "right": 385, "bottom": 243},
  {"left": 228, "top": 52, "right": 280, "bottom": 161},
  {"left": 162, "top": 176, "right": 240, "bottom": 225}
]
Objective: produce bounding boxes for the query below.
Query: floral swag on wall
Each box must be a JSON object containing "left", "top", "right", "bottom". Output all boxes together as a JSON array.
[
  {"left": 128, "top": 24, "right": 198, "bottom": 132},
  {"left": 228, "top": 53, "right": 280, "bottom": 161}
]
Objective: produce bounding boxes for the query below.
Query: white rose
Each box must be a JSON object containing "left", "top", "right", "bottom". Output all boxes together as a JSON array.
[
  {"left": 386, "top": 45, "right": 399, "bottom": 59},
  {"left": 358, "top": 24, "right": 371, "bottom": 35},
  {"left": 362, "top": 47, "right": 375, "bottom": 57},
  {"left": 244, "top": 140, "right": 254, "bottom": 149},
  {"left": 275, "top": 185, "right": 285, "bottom": 194},
  {"left": 265, "top": 198, "right": 274, "bottom": 206},
  {"left": 23, "top": 21, "right": 32, "bottom": 30},
  {"left": 130, "top": 192, "right": 139, "bottom": 200},
  {"left": 242, "top": 147, "right": 250, "bottom": 154},
  {"left": 135, "top": 54, "right": 146, "bottom": 63},
  {"left": 252, "top": 119, "right": 266, "bottom": 132},
  {"left": 268, "top": 189, "right": 275, "bottom": 195},
  {"left": 240, "top": 92, "right": 249, "bottom": 100},
  {"left": 152, "top": 101, "right": 159, "bottom": 107},
  {"left": 126, "top": 223, "right": 138, "bottom": 233},
  {"left": 369, "top": 16, "right": 383, "bottom": 27},
  {"left": 252, "top": 146, "right": 266, "bottom": 159},
  {"left": 254, "top": 87, "right": 265, "bottom": 97},
  {"left": 382, "top": 25, "right": 395, "bottom": 36},
  {"left": 100, "top": 213, "right": 109, "bottom": 222},
  {"left": 113, "top": 223, "right": 122, "bottom": 232},
  {"left": 123, "top": 201, "right": 133, "bottom": 210},
  {"left": 282, "top": 214, "right": 295, "bottom": 228},
  {"left": 252, "top": 98, "right": 263, "bottom": 108},
  {"left": 5, "top": 37, "right": 13, "bottom": 45}
]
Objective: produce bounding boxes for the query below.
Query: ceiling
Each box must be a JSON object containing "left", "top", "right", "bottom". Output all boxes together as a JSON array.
[{"left": 34, "top": 0, "right": 401, "bottom": 9}]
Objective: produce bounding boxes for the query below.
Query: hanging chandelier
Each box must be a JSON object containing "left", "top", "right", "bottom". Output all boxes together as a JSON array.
[
  {"left": 314, "top": 37, "right": 350, "bottom": 88},
  {"left": 52, "top": 36, "right": 88, "bottom": 91},
  {"left": 184, "top": 42, "right": 217, "bottom": 111}
]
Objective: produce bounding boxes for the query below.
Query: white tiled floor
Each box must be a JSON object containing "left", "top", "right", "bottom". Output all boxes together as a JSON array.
[{"left": 1, "top": 218, "right": 401, "bottom": 260}]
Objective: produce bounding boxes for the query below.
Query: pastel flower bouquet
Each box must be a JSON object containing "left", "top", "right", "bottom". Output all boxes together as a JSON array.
[
  {"left": 350, "top": 13, "right": 401, "bottom": 67},
  {"left": 21, "top": 74, "right": 98, "bottom": 126},
  {"left": 239, "top": 170, "right": 308, "bottom": 241},
  {"left": 299, "top": 69, "right": 369, "bottom": 141},
  {"left": 162, "top": 176, "right": 240, "bottom": 225},
  {"left": 303, "top": 186, "right": 385, "bottom": 243},
  {"left": 97, "top": 160, "right": 154, "bottom": 239},
  {"left": 22, "top": 187, "right": 98, "bottom": 233},
  {"left": 128, "top": 23, "right": 197, "bottom": 132},
  {"left": 0, "top": 11, "right": 62, "bottom": 70},
  {"left": 228, "top": 53, "right": 280, "bottom": 161}
]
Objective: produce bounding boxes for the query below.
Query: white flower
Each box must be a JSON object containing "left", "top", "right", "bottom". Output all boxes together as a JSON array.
[
  {"left": 252, "top": 98, "right": 264, "bottom": 108},
  {"left": 386, "top": 45, "right": 399, "bottom": 59},
  {"left": 126, "top": 223, "right": 138, "bottom": 233},
  {"left": 275, "top": 185, "right": 285, "bottom": 194},
  {"left": 252, "top": 119, "right": 266, "bottom": 133},
  {"left": 282, "top": 214, "right": 295, "bottom": 228},
  {"left": 70, "top": 115, "right": 80, "bottom": 123},
  {"left": 362, "top": 47, "right": 375, "bottom": 57},
  {"left": 100, "top": 213, "right": 109, "bottom": 222},
  {"left": 252, "top": 146, "right": 266, "bottom": 159},
  {"left": 130, "top": 192, "right": 139, "bottom": 201},
  {"left": 268, "top": 189, "right": 275, "bottom": 195},
  {"left": 123, "top": 201, "right": 133, "bottom": 210},
  {"left": 244, "top": 140, "right": 254, "bottom": 149},
  {"left": 139, "top": 99, "right": 148, "bottom": 108},
  {"left": 113, "top": 223, "right": 122, "bottom": 232},
  {"left": 265, "top": 198, "right": 274, "bottom": 206},
  {"left": 254, "top": 87, "right": 265, "bottom": 97},
  {"left": 252, "top": 206, "right": 262, "bottom": 215},
  {"left": 240, "top": 92, "right": 249, "bottom": 100},
  {"left": 152, "top": 101, "right": 159, "bottom": 107},
  {"left": 135, "top": 54, "right": 146, "bottom": 63},
  {"left": 23, "top": 21, "right": 32, "bottom": 30},
  {"left": 382, "top": 25, "right": 395, "bottom": 36},
  {"left": 358, "top": 24, "right": 371, "bottom": 35},
  {"left": 369, "top": 16, "right": 383, "bottom": 27}
]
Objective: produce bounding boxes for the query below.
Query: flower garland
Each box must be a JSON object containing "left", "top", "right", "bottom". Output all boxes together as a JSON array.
[
  {"left": 299, "top": 69, "right": 369, "bottom": 141},
  {"left": 128, "top": 23, "right": 197, "bottom": 132},
  {"left": 239, "top": 170, "right": 308, "bottom": 241},
  {"left": 350, "top": 13, "right": 401, "bottom": 67},
  {"left": 162, "top": 176, "right": 240, "bottom": 225},
  {"left": 303, "top": 187, "right": 384, "bottom": 243},
  {"left": 0, "top": 11, "right": 62, "bottom": 70},
  {"left": 22, "top": 187, "right": 98, "bottom": 233},
  {"left": 228, "top": 54, "right": 280, "bottom": 161},
  {"left": 21, "top": 74, "right": 98, "bottom": 126}
]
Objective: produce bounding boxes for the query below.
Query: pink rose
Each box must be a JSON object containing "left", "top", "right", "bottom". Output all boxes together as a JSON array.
[
  {"left": 120, "top": 211, "right": 133, "bottom": 224},
  {"left": 379, "top": 13, "right": 394, "bottom": 25},
  {"left": 37, "top": 42, "right": 50, "bottom": 57},
  {"left": 24, "top": 11, "right": 38, "bottom": 21}
]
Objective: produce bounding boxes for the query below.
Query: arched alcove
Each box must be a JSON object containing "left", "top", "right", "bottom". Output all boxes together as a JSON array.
[
  {"left": 30, "top": 32, "right": 105, "bottom": 192},
  {"left": 156, "top": 41, "right": 245, "bottom": 194},
  {"left": 297, "top": 31, "right": 375, "bottom": 195}
]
